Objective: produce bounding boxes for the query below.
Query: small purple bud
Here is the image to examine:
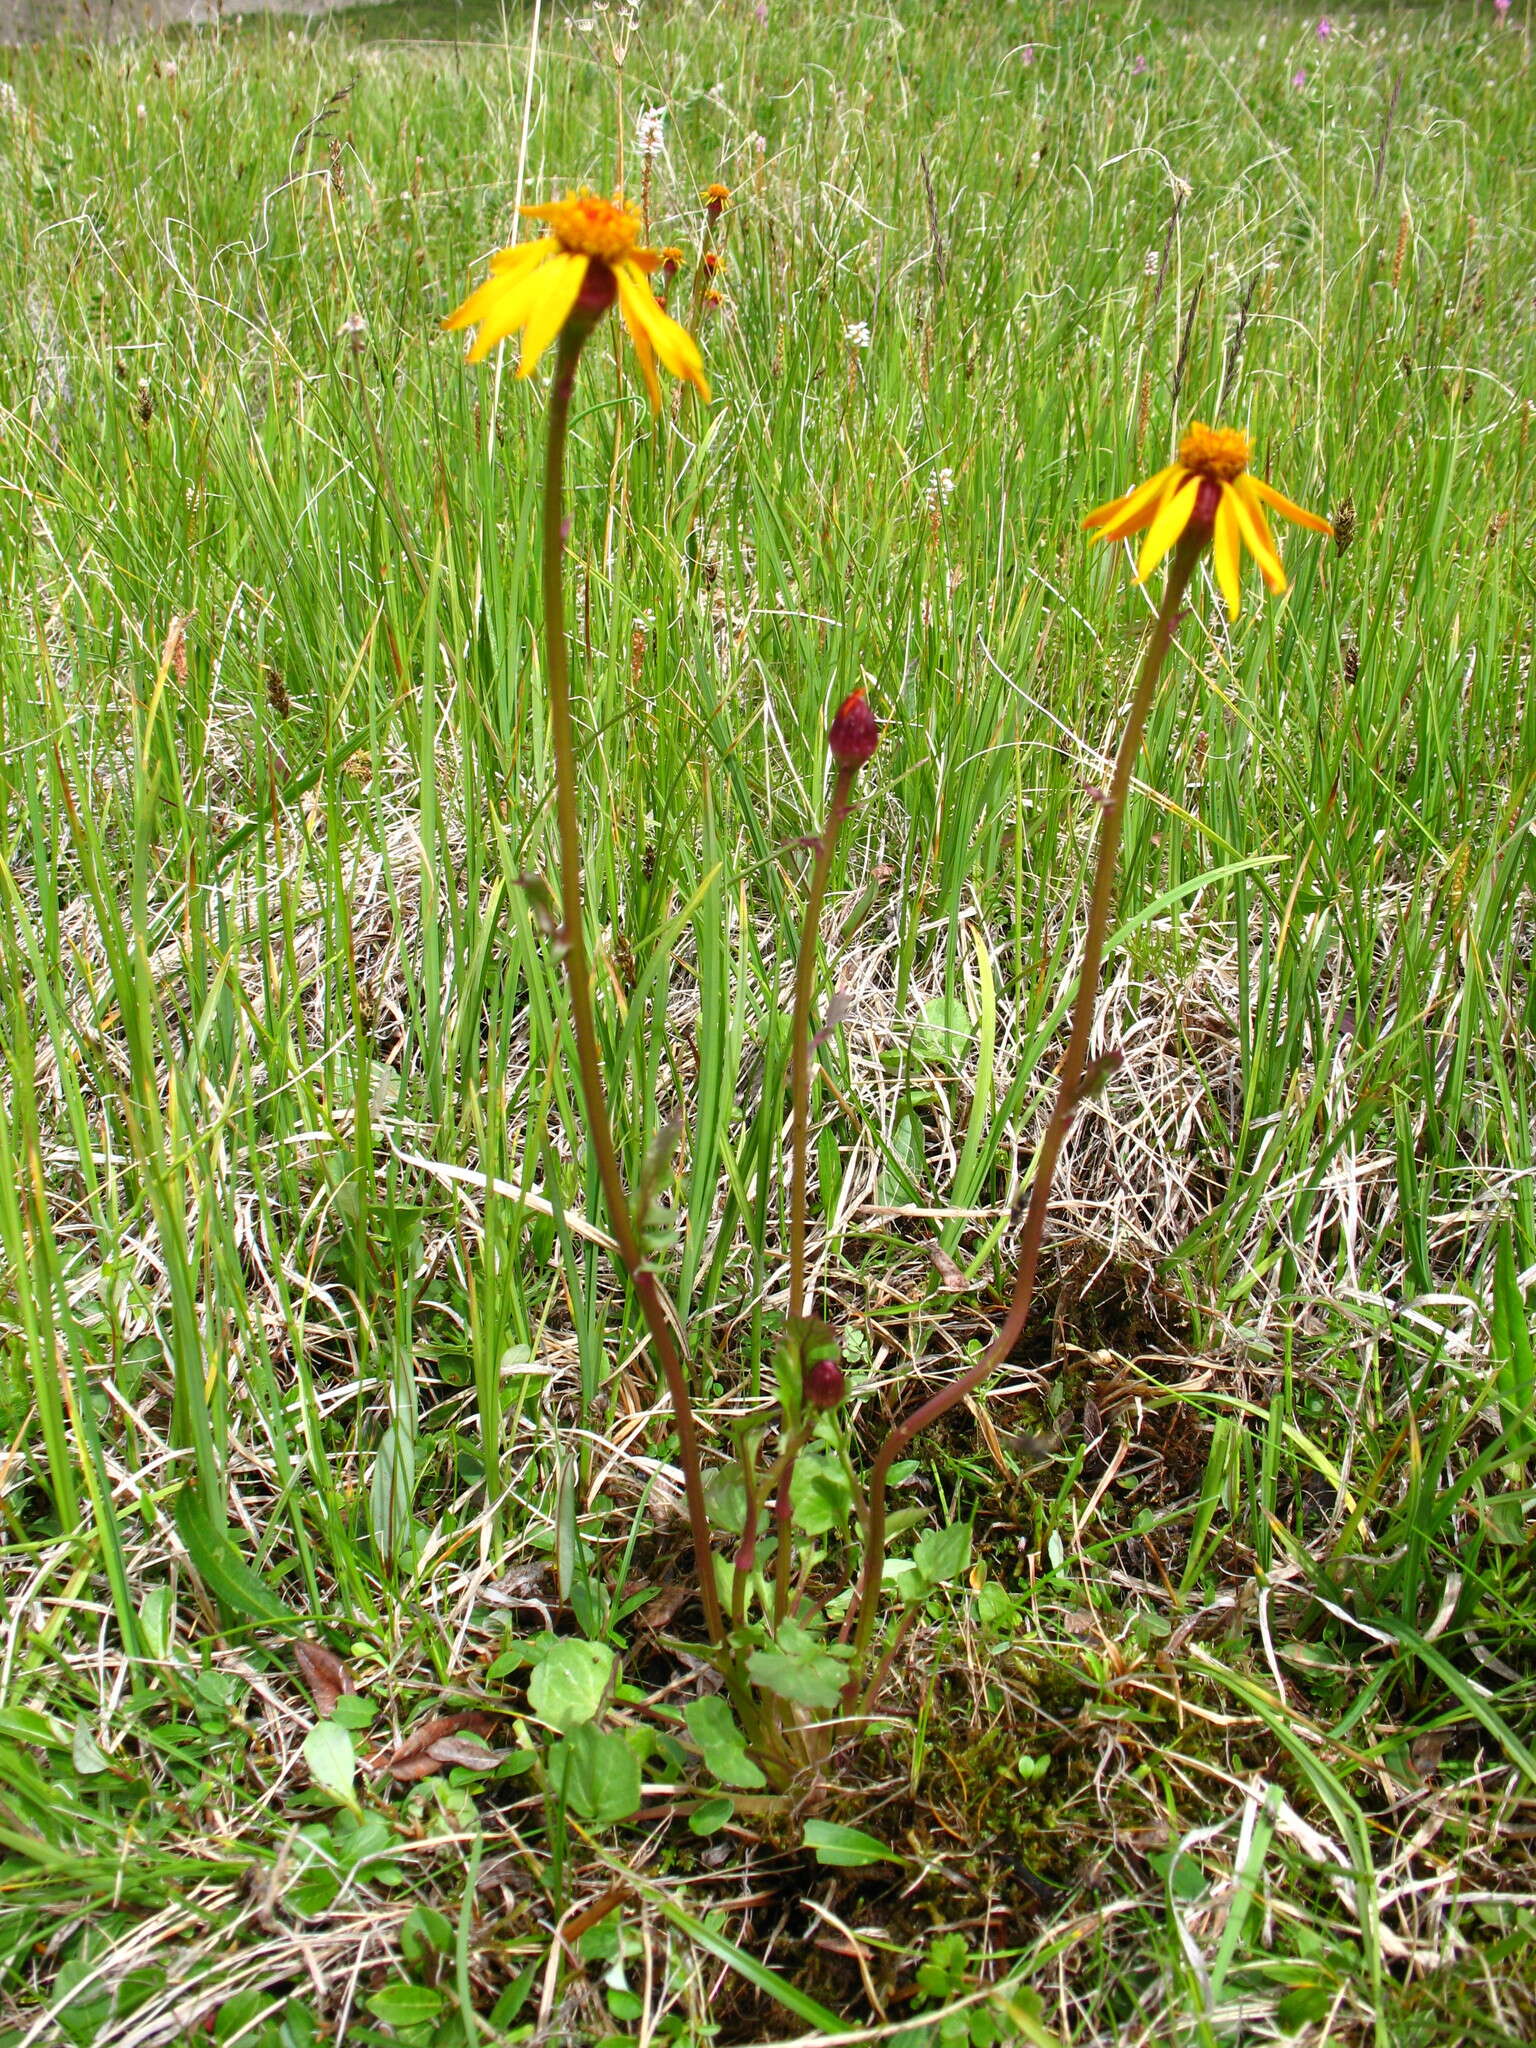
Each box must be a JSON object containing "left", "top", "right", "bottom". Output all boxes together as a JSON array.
[
  {"left": 827, "top": 688, "right": 879, "bottom": 771},
  {"left": 805, "top": 1357, "right": 846, "bottom": 1410}
]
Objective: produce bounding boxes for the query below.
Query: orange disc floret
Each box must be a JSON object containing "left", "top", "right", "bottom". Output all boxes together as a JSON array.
[
  {"left": 520, "top": 189, "right": 647, "bottom": 267},
  {"left": 1176, "top": 422, "right": 1251, "bottom": 482}
]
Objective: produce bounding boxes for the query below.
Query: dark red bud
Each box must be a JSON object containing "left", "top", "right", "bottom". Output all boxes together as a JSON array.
[
  {"left": 805, "top": 1357, "right": 846, "bottom": 1409},
  {"left": 827, "top": 688, "right": 879, "bottom": 770}
]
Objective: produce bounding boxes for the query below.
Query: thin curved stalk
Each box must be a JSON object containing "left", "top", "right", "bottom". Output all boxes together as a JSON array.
[
  {"left": 542, "top": 324, "right": 727, "bottom": 1655},
  {"left": 847, "top": 539, "right": 1203, "bottom": 1691}
]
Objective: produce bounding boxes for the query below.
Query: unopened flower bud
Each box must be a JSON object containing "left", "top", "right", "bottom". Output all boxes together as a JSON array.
[
  {"left": 805, "top": 1357, "right": 846, "bottom": 1409},
  {"left": 827, "top": 688, "right": 878, "bottom": 770}
]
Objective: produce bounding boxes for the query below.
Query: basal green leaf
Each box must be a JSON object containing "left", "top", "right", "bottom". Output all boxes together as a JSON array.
[
  {"left": 528, "top": 1639, "right": 615, "bottom": 1732},
  {"left": 301, "top": 1721, "right": 357, "bottom": 1807},
  {"left": 550, "top": 1722, "right": 641, "bottom": 1825},
  {"left": 684, "top": 1695, "right": 767, "bottom": 1789},
  {"left": 174, "top": 1488, "right": 295, "bottom": 1628},
  {"left": 803, "top": 1818, "right": 900, "bottom": 1867}
]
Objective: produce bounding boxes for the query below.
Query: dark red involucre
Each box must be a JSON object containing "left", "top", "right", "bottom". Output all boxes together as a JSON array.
[
  {"left": 827, "top": 688, "right": 879, "bottom": 770},
  {"left": 805, "top": 1357, "right": 847, "bottom": 1410}
]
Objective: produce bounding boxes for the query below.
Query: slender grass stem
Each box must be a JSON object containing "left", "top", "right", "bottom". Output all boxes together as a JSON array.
[
  {"left": 542, "top": 322, "right": 727, "bottom": 1656},
  {"left": 847, "top": 538, "right": 1203, "bottom": 1693}
]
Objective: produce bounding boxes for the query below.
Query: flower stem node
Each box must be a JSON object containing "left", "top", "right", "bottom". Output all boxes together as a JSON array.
[
  {"left": 827, "top": 687, "right": 879, "bottom": 770},
  {"left": 1084, "top": 420, "right": 1332, "bottom": 619}
]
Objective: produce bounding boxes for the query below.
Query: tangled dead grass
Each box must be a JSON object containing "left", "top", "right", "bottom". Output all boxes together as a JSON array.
[{"left": 7, "top": 747, "right": 1536, "bottom": 2042}]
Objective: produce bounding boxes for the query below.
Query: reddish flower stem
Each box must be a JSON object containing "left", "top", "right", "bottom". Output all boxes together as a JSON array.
[
  {"left": 542, "top": 320, "right": 727, "bottom": 1657},
  {"left": 846, "top": 537, "right": 1203, "bottom": 1696},
  {"left": 788, "top": 764, "right": 858, "bottom": 1321}
]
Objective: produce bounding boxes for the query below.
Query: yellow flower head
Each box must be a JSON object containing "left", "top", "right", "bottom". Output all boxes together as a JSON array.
[
  {"left": 702, "top": 182, "right": 731, "bottom": 215},
  {"left": 1083, "top": 422, "right": 1332, "bottom": 618},
  {"left": 659, "top": 246, "right": 686, "bottom": 271},
  {"left": 442, "top": 188, "right": 710, "bottom": 410}
]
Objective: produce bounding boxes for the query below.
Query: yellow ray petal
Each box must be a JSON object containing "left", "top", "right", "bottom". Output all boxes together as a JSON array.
[
  {"left": 614, "top": 259, "right": 710, "bottom": 399},
  {"left": 1212, "top": 487, "right": 1243, "bottom": 620},
  {"left": 513, "top": 252, "right": 590, "bottom": 379},
  {"left": 1229, "top": 478, "right": 1288, "bottom": 592},
  {"left": 461, "top": 273, "right": 553, "bottom": 360},
  {"left": 443, "top": 243, "right": 554, "bottom": 333},
  {"left": 443, "top": 274, "right": 510, "bottom": 335},
  {"left": 1083, "top": 462, "right": 1180, "bottom": 537},
  {"left": 490, "top": 239, "right": 556, "bottom": 280},
  {"left": 1095, "top": 469, "right": 1185, "bottom": 544},
  {"left": 1247, "top": 475, "right": 1333, "bottom": 535},
  {"left": 1135, "top": 473, "right": 1199, "bottom": 583},
  {"left": 463, "top": 275, "right": 553, "bottom": 361},
  {"left": 621, "top": 299, "right": 662, "bottom": 411},
  {"left": 456, "top": 260, "right": 567, "bottom": 361}
]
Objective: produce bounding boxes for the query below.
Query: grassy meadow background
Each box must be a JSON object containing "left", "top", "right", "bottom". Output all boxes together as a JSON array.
[{"left": 2, "top": 0, "right": 1535, "bottom": 2040}]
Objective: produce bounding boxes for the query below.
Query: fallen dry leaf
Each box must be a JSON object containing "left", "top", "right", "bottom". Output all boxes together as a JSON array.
[
  {"left": 422, "top": 1736, "right": 504, "bottom": 1772},
  {"left": 810, "top": 989, "right": 854, "bottom": 1051},
  {"left": 930, "top": 1244, "right": 977, "bottom": 1292},
  {"left": 636, "top": 1582, "right": 691, "bottom": 1635},
  {"left": 1408, "top": 1731, "right": 1449, "bottom": 1783},
  {"left": 479, "top": 1561, "right": 557, "bottom": 1625},
  {"left": 294, "top": 1639, "right": 355, "bottom": 1718},
  {"left": 376, "top": 1711, "right": 505, "bottom": 1784}
]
